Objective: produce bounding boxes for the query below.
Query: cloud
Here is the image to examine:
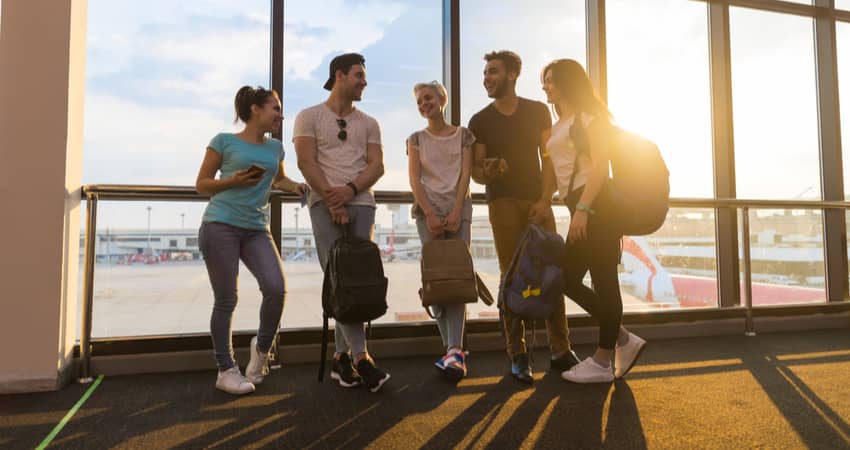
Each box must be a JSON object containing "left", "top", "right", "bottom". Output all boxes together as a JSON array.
[
  {"left": 82, "top": 93, "right": 235, "bottom": 185},
  {"left": 283, "top": 0, "right": 407, "bottom": 80}
]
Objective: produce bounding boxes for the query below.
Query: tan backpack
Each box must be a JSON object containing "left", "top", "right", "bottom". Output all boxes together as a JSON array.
[{"left": 419, "top": 238, "right": 493, "bottom": 311}]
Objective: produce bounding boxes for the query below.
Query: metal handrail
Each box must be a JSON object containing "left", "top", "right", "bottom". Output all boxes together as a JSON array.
[
  {"left": 81, "top": 184, "right": 850, "bottom": 209},
  {"left": 76, "top": 184, "right": 850, "bottom": 382}
]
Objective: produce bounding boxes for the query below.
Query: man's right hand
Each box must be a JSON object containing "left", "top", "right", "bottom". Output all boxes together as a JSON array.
[{"left": 325, "top": 185, "right": 354, "bottom": 209}]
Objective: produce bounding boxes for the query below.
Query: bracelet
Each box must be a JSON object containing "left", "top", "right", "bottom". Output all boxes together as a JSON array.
[
  {"left": 576, "top": 202, "right": 596, "bottom": 215},
  {"left": 346, "top": 181, "right": 359, "bottom": 196}
]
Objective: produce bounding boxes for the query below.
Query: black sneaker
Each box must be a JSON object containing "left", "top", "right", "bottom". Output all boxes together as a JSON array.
[
  {"left": 356, "top": 359, "right": 391, "bottom": 393},
  {"left": 511, "top": 353, "right": 534, "bottom": 384},
  {"left": 550, "top": 350, "right": 581, "bottom": 371},
  {"left": 330, "top": 353, "right": 361, "bottom": 388}
]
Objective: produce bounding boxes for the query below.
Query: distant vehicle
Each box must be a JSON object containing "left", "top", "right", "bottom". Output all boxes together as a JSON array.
[
  {"left": 287, "top": 251, "right": 308, "bottom": 261},
  {"left": 379, "top": 228, "right": 423, "bottom": 261}
]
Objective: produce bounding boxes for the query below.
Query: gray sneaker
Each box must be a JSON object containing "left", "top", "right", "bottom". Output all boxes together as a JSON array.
[
  {"left": 215, "top": 367, "right": 255, "bottom": 395},
  {"left": 245, "top": 336, "right": 270, "bottom": 385}
]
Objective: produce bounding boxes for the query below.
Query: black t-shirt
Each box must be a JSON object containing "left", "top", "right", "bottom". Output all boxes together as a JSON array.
[{"left": 468, "top": 97, "right": 551, "bottom": 202}]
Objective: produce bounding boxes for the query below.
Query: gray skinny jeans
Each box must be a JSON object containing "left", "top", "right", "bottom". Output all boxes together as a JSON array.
[
  {"left": 199, "top": 221, "right": 286, "bottom": 370},
  {"left": 310, "top": 202, "right": 376, "bottom": 356},
  {"left": 415, "top": 210, "right": 470, "bottom": 351}
]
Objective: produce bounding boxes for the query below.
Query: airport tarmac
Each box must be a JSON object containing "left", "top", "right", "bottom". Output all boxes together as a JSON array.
[{"left": 80, "top": 259, "right": 665, "bottom": 338}]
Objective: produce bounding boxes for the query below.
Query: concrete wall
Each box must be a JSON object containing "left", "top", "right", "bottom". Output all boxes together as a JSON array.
[{"left": 0, "top": 0, "right": 87, "bottom": 393}]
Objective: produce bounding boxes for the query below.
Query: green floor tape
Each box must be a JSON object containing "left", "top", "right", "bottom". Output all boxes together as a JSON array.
[{"left": 37, "top": 374, "right": 104, "bottom": 449}]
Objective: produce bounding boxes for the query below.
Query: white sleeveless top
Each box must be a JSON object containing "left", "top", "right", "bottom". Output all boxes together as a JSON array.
[{"left": 547, "top": 113, "right": 594, "bottom": 200}]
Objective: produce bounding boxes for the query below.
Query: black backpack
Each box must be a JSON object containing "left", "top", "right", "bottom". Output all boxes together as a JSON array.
[
  {"left": 317, "top": 228, "right": 388, "bottom": 381},
  {"left": 570, "top": 121, "right": 670, "bottom": 236}
]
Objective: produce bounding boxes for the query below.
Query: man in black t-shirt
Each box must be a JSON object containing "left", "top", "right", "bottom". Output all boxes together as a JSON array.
[{"left": 469, "top": 50, "right": 578, "bottom": 384}]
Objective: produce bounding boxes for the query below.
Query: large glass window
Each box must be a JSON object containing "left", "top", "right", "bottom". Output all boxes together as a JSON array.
[
  {"left": 457, "top": 1, "right": 585, "bottom": 319},
  {"left": 607, "top": 0, "right": 712, "bottom": 198},
  {"left": 839, "top": 24, "right": 850, "bottom": 199},
  {"left": 741, "top": 209, "right": 826, "bottom": 306},
  {"left": 459, "top": 0, "right": 586, "bottom": 128},
  {"left": 281, "top": 1, "right": 442, "bottom": 327},
  {"left": 729, "top": 8, "right": 820, "bottom": 200},
  {"left": 84, "top": 1, "right": 271, "bottom": 183},
  {"left": 837, "top": 24, "right": 850, "bottom": 295},
  {"left": 83, "top": 0, "right": 270, "bottom": 228},
  {"left": 282, "top": 0, "right": 441, "bottom": 192},
  {"left": 82, "top": 1, "right": 271, "bottom": 337}
]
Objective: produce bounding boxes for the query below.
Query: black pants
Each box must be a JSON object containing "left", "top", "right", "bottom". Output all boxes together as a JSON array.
[{"left": 562, "top": 186, "right": 623, "bottom": 350}]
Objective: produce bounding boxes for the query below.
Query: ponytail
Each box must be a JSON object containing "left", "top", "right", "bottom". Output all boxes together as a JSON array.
[{"left": 234, "top": 86, "right": 279, "bottom": 123}]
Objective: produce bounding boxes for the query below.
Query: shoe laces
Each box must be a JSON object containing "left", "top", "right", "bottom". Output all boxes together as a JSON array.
[{"left": 442, "top": 352, "right": 464, "bottom": 368}]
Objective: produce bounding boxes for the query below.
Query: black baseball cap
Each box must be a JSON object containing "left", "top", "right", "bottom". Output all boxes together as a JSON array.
[{"left": 323, "top": 53, "right": 366, "bottom": 91}]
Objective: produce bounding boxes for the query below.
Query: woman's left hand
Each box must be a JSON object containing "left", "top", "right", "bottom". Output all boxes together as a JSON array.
[{"left": 568, "top": 210, "right": 589, "bottom": 242}]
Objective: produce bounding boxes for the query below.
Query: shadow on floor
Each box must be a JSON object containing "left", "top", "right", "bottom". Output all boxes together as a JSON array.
[{"left": 2, "top": 329, "right": 849, "bottom": 449}]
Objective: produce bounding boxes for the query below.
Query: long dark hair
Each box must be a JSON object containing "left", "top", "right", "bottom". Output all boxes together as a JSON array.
[
  {"left": 234, "top": 86, "right": 279, "bottom": 123},
  {"left": 542, "top": 59, "right": 610, "bottom": 123}
]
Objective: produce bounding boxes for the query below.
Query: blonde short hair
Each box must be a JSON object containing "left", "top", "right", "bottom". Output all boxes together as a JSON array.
[{"left": 413, "top": 80, "right": 448, "bottom": 105}]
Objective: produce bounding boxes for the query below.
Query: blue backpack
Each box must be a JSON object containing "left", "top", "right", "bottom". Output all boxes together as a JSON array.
[{"left": 499, "top": 224, "right": 566, "bottom": 320}]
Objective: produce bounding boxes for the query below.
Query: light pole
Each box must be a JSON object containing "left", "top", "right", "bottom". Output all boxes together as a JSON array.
[
  {"left": 180, "top": 213, "right": 185, "bottom": 229},
  {"left": 294, "top": 207, "right": 300, "bottom": 255},
  {"left": 146, "top": 206, "right": 152, "bottom": 254},
  {"left": 106, "top": 227, "right": 111, "bottom": 264}
]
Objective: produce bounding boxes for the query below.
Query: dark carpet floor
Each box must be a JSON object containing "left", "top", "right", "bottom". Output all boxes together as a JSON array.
[{"left": 3, "top": 329, "right": 850, "bottom": 449}]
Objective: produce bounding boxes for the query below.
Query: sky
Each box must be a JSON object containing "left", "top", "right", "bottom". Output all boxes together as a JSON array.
[{"left": 76, "top": 0, "right": 850, "bottom": 231}]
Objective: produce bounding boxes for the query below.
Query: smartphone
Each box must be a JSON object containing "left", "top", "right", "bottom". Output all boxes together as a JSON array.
[{"left": 247, "top": 164, "right": 266, "bottom": 176}]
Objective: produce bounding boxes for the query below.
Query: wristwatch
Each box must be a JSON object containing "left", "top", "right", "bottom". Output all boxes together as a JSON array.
[{"left": 576, "top": 202, "right": 596, "bottom": 215}]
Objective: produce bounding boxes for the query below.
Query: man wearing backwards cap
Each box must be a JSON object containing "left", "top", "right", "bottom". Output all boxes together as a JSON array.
[{"left": 292, "top": 53, "right": 390, "bottom": 393}]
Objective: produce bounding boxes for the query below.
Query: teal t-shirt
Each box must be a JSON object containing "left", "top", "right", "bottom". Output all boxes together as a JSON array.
[{"left": 202, "top": 133, "right": 284, "bottom": 230}]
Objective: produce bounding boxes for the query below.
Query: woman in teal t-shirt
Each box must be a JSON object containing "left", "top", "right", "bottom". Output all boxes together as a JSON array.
[{"left": 195, "top": 86, "right": 307, "bottom": 395}]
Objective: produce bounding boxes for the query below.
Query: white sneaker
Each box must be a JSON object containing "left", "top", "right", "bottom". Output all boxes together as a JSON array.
[
  {"left": 216, "top": 367, "right": 255, "bottom": 395},
  {"left": 245, "top": 336, "right": 270, "bottom": 385},
  {"left": 561, "top": 357, "right": 614, "bottom": 383},
  {"left": 614, "top": 332, "right": 646, "bottom": 378}
]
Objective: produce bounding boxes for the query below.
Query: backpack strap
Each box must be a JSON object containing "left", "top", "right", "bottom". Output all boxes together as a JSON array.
[
  {"left": 475, "top": 272, "right": 494, "bottom": 306},
  {"left": 567, "top": 117, "right": 587, "bottom": 197},
  {"left": 499, "top": 228, "right": 531, "bottom": 308},
  {"left": 318, "top": 314, "right": 329, "bottom": 382}
]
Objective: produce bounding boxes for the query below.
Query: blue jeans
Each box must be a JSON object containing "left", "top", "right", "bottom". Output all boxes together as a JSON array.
[
  {"left": 309, "top": 202, "right": 377, "bottom": 356},
  {"left": 199, "top": 222, "right": 286, "bottom": 370},
  {"left": 415, "top": 211, "right": 471, "bottom": 351}
]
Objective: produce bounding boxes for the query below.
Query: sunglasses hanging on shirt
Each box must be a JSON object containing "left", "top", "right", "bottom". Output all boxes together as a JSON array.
[{"left": 336, "top": 119, "right": 347, "bottom": 141}]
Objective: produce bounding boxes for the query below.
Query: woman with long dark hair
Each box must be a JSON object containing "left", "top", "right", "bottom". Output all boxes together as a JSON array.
[
  {"left": 541, "top": 59, "right": 646, "bottom": 383},
  {"left": 195, "top": 86, "right": 307, "bottom": 394}
]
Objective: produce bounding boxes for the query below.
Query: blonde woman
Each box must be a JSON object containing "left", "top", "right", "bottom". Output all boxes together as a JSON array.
[{"left": 407, "top": 81, "right": 474, "bottom": 382}]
